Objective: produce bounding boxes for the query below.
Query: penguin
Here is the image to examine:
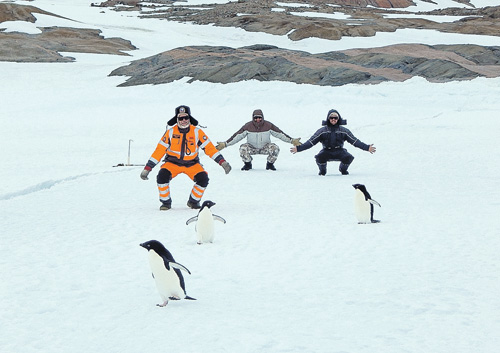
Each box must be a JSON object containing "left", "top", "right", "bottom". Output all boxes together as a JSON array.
[
  {"left": 139, "top": 240, "right": 196, "bottom": 307},
  {"left": 185, "top": 200, "right": 226, "bottom": 245},
  {"left": 352, "top": 184, "right": 381, "bottom": 224}
]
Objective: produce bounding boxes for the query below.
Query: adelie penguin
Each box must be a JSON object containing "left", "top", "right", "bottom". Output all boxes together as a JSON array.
[
  {"left": 140, "top": 240, "right": 196, "bottom": 307},
  {"left": 352, "top": 184, "right": 381, "bottom": 224},
  {"left": 186, "top": 200, "right": 226, "bottom": 245}
]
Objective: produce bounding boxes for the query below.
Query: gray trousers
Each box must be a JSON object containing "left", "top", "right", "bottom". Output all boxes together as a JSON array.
[{"left": 239, "top": 143, "right": 279, "bottom": 163}]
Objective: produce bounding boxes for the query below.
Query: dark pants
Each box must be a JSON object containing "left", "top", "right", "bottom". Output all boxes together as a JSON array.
[
  {"left": 157, "top": 168, "right": 209, "bottom": 187},
  {"left": 315, "top": 148, "right": 354, "bottom": 165}
]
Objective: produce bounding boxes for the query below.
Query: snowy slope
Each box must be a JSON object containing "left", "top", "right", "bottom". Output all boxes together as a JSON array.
[{"left": 1, "top": 1, "right": 500, "bottom": 352}]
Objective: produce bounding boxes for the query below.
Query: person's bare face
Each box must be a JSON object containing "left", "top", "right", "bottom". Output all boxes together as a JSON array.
[{"left": 177, "top": 113, "right": 190, "bottom": 128}]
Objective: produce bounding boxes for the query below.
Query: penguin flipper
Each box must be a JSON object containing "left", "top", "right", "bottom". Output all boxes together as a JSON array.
[
  {"left": 170, "top": 261, "right": 192, "bottom": 275},
  {"left": 212, "top": 214, "right": 226, "bottom": 224},
  {"left": 368, "top": 199, "right": 381, "bottom": 207},
  {"left": 186, "top": 216, "right": 198, "bottom": 225}
]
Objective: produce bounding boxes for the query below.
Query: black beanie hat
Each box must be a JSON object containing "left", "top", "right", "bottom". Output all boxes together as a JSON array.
[{"left": 167, "top": 105, "right": 199, "bottom": 126}]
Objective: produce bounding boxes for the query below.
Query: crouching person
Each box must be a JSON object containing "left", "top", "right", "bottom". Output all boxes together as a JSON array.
[
  {"left": 290, "top": 109, "right": 376, "bottom": 175},
  {"left": 140, "top": 105, "right": 231, "bottom": 210},
  {"left": 216, "top": 109, "right": 301, "bottom": 171}
]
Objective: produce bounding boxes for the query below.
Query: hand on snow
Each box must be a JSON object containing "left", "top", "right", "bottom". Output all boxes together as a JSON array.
[
  {"left": 220, "top": 160, "right": 232, "bottom": 174},
  {"left": 290, "top": 146, "right": 298, "bottom": 154},
  {"left": 368, "top": 145, "right": 376, "bottom": 154},
  {"left": 216, "top": 142, "right": 227, "bottom": 151},
  {"left": 140, "top": 168, "right": 151, "bottom": 180},
  {"left": 291, "top": 138, "right": 301, "bottom": 146}
]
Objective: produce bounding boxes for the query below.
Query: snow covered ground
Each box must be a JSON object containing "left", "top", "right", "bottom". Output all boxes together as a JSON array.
[{"left": 1, "top": 0, "right": 500, "bottom": 352}]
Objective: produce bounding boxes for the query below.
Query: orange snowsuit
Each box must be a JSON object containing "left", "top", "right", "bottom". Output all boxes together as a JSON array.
[{"left": 146, "top": 125, "right": 224, "bottom": 203}]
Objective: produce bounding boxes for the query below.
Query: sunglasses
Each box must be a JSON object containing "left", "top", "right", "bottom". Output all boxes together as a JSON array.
[
  {"left": 329, "top": 116, "right": 339, "bottom": 120},
  {"left": 177, "top": 116, "right": 190, "bottom": 121},
  {"left": 253, "top": 116, "right": 263, "bottom": 120}
]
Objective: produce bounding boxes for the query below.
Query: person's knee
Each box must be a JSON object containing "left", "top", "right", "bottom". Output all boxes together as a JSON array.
[
  {"left": 315, "top": 153, "right": 328, "bottom": 164},
  {"left": 157, "top": 168, "right": 172, "bottom": 183},
  {"left": 342, "top": 154, "right": 354, "bottom": 165},
  {"left": 269, "top": 143, "right": 280, "bottom": 156},
  {"left": 239, "top": 143, "right": 251, "bottom": 152},
  {"left": 194, "top": 171, "right": 209, "bottom": 187}
]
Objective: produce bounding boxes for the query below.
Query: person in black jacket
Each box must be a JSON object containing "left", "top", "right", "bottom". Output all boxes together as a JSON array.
[{"left": 290, "top": 109, "right": 376, "bottom": 175}]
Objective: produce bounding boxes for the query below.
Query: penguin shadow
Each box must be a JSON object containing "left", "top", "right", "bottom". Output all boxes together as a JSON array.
[
  {"left": 185, "top": 200, "right": 226, "bottom": 245},
  {"left": 352, "top": 184, "right": 381, "bottom": 224}
]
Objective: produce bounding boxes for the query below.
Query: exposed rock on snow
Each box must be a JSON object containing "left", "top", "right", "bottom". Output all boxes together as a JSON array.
[
  {"left": 95, "top": 0, "right": 500, "bottom": 41},
  {"left": 109, "top": 43, "right": 500, "bottom": 86},
  {"left": 0, "top": 3, "right": 136, "bottom": 62},
  {"left": 0, "top": 2, "right": 59, "bottom": 23},
  {"left": 2, "top": 2, "right": 500, "bottom": 84}
]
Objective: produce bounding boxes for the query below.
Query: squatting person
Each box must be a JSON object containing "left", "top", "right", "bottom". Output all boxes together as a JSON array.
[
  {"left": 216, "top": 109, "right": 301, "bottom": 171},
  {"left": 140, "top": 105, "right": 231, "bottom": 210},
  {"left": 290, "top": 109, "right": 376, "bottom": 175}
]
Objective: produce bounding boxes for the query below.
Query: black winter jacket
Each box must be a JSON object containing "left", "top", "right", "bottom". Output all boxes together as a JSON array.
[{"left": 297, "top": 120, "right": 369, "bottom": 153}]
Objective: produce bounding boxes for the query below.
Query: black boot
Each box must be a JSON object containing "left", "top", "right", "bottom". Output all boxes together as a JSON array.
[
  {"left": 159, "top": 199, "right": 172, "bottom": 211},
  {"left": 266, "top": 162, "right": 276, "bottom": 171},
  {"left": 317, "top": 162, "right": 327, "bottom": 176},
  {"left": 187, "top": 196, "right": 201, "bottom": 209},
  {"left": 339, "top": 163, "right": 350, "bottom": 175},
  {"left": 241, "top": 161, "right": 252, "bottom": 171}
]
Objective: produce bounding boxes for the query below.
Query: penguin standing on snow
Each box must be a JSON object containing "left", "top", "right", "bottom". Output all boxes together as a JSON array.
[
  {"left": 140, "top": 240, "right": 196, "bottom": 307},
  {"left": 186, "top": 200, "right": 226, "bottom": 244},
  {"left": 352, "top": 184, "right": 381, "bottom": 224}
]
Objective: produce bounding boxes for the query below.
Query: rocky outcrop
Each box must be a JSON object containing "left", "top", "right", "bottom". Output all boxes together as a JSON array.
[
  {"left": 96, "top": 0, "right": 500, "bottom": 41},
  {"left": 0, "top": 27, "right": 136, "bottom": 62},
  {"left": 3, "top": 2, "right": 500, "bottom": 86},
  {"left": 0, "top": 3, "right": 63, "bottom": 23},
  {"left": 109, "top": 44, "right": 500, "bottom": 87},
  {"left": 0, "top": 4, "right": 136, "bottom": 62}
]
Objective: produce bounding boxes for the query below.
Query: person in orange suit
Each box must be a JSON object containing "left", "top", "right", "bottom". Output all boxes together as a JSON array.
[{"left": 140, "top": 105, "right": 231, "bottom": 210}]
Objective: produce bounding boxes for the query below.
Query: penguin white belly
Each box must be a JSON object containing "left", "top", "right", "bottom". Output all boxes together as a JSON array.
[
  {"left": 354, "top": 190, "right": 372, "bottom": 224},
  {"left": 148, "top": 251, "right": 184, "bottom": 300},
  {"left": 196, "top": 208, "right": 215, "bottom": 244}
]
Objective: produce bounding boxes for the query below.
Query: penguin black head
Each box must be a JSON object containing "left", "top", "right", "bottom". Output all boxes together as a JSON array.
[
  {"left": 200, "top": 200, "right": 216, "bottom": 210},
  {"left": 353, "top": 184, "right": 371, "bottom": 200},
  {"left": 352, "top": 184, "right": 366, "bottom": 191},
  {"left": 140, "top": 240, "right": 174, "bottom": 259}
]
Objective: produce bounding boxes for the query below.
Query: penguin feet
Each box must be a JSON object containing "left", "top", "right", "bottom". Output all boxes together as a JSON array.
[
  {"left": 157, "top": 301, "right": 168, "bottom": 307},
  {"left": 169, "top": 296, "right": 181, "bottom": 300}
]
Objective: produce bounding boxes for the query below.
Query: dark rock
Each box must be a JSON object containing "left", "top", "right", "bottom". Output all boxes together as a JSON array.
[
  {"left": 0, "top": 27, "right": 136, "bottom": 62},
  {"left": 109, "top": 44, "right": 500, "bottom": 87}
]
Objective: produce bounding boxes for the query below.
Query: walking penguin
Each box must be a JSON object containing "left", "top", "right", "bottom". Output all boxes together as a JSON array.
[
  {"left": 140, "top": 240, "right": 196, "bottom": 307},
  {"left": 352, "top": 184, "right": 381, "bottom": 224},
  {"left": 186, "top": 200, "right": 226, "bottom": 244}
]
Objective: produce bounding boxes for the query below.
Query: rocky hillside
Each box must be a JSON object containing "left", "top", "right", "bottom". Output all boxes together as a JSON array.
[
  {"left": 109, "top": 44, "right": 500, "bottom": 86},
  {"left": 2, "top": 1, "right": 500, "bottom": 86},
  {"left": 94, "top": 0, "right": 498, "bottom": 41},
  {"left": 0, "top": 3, "right": 135, "bottom": 62}
]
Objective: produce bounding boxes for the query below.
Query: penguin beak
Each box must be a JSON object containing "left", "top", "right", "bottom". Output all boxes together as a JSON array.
[{"left": 140, "top": 243, "right": 146, "bottom": 249}]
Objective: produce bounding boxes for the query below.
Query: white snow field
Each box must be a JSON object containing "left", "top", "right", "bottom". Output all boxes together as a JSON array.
[{"left": 1, "top": 0, "right": 500, "bottom": 352}]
